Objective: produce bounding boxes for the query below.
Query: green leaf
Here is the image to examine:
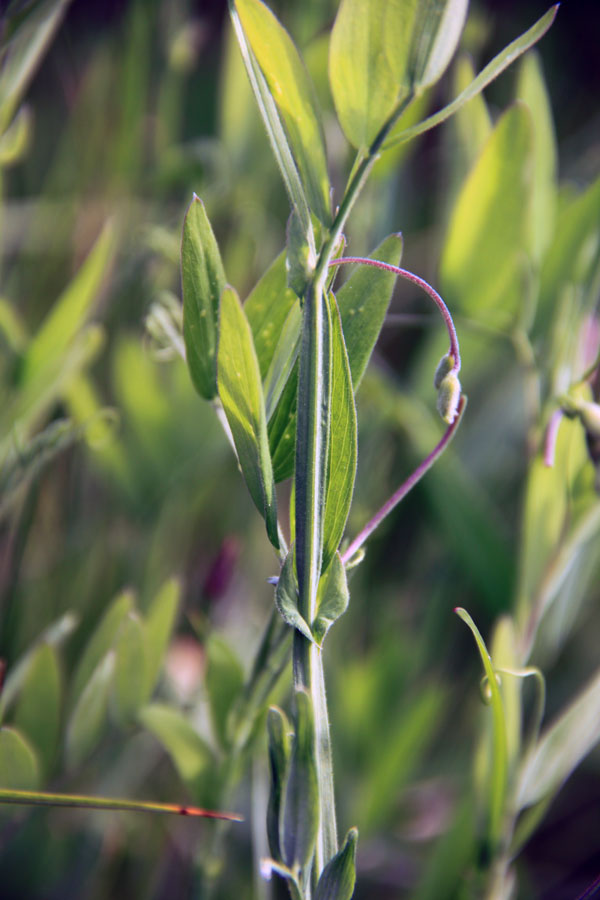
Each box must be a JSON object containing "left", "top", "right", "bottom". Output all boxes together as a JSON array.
[
  {"left": 1, "top": 325, "right": 105, "bottom": 439},
  {"left": 516, "top": 51, "right": 557, "bottom": 262},
  {"left": 383, "top": 6, "right": 559, "bottom": 151},
  {"left": 267, "top": 706, "right": 292, "bottom": 861},
  {"left": 313, "top": 553, "right": 349, "bottom": 647},
  {"left": 12, "top": 644, "right": 61, "bottom": 778},
  {"left": 329, "top": 0, "right": 467, "bottom": 150},
  {"left": 143, "top": 577, "right": 180, "bottom": 700},
  {"left": 0, "top": 0, "right": 71, "bottom": 133},
  {"left": 440, "top": 103, "right": 533, "bottom": 326},
  {"left": 71, "top": 589, "right": 135, "bottom": 706},
  {"left": 138, "top": 703, "right": 215, "bottom": 800},
  {"left": 229, "top": 5, "right": 313, "bottom": 240},
  {"left": 283, "top": 689, "right": 319, "bottom": 873},
  {"left": 0, "top": 728, "right": 39, "bottom": 790},
  {"left": 0, "top": 105, "right": 31, "bottom": 167},
  {"left": 406, "top": 0, "right": 469, "bottom": 93},
  {"left": 336, "top": 233, "right": 403, "bottom": 388},
  {"left": 181, "top": 195, "right": 226, "bottom": 400},
  {"left": 234, "top": 0, "right": 331, "bottom": 225},
  {"left": 205, "top": 636, "right": 244, "bottom": 751},
  {"left": 322, "top": 293, "right": 357, "bottom": 571},
  {"left": 269, "top": 233, "right": 402, "bottom": 485},
  {"left": 264, "top": 301, "right": 302, "bottom": 422},
  {"left": 275, "top": 549, "right": 313, "bottom": 642},
  {"left": 268, "top": 364, "right": 298, "bottom": 482},
  {"left": 21, "top": 222, "right": 115, "bottom": 386},
  {"left": 0, "top": 419, "right": 79, "bottom": 521},
  {"left": 537, "top": 174, "right": 600, "bottom": 330},
  {"left": 328, "top": 0, "right": 405, "bottom": 149},
  {"left": 112, "top": 612, "right": 147, "bottom": 727},
  {"left": 455, "top": 608, "right": 508, "bottom": 847},
  {"left": 315, "top": 827, "right": 358, "bottom": 900},
  {"left": 244, "top": 251, "right": 298, "bottom": 379},
  {"left": 217, "top": 285, "right": 279, "bottom": 548},
  {"left": 66, "top": 652, "right": 115, "bottom": 769},
  {"left": 0, "top": 612, "right": 78, "bottom": 721},
  {"left": 517, "top": 663, "right": 600, "bottom": 811},
  {"left": 490, "top": 617, "right": 521, "bottom": 773},
  {"left": 450, "top": 55, "right": 492, "bottom": 175}
]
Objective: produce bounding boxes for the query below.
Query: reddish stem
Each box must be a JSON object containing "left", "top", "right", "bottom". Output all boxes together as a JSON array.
[
  {"left": 341, "top": 396, "right": 466, "bottom": 564},
  {"left": 329, "top": 256, "right": 461, "bottom": 373}
]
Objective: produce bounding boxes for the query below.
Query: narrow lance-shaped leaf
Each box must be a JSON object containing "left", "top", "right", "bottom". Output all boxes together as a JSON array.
[
  {"left": 322, "top": 293, "right": 357, "bottom": 572},
  {"left": 112, "top": 612, "right": 147, "bottom": 727},
  {"left": 143, "top": 577, "right": 180, "bottom": 701},
  {"left": 283, "top": 689, "right": 319, "bottom": 873},
  {"left": 336, "top": 233, "right": 403, "bottom": 389},
  {"left": 244, "top": 250, "right": 298, "bottom": 379},
  {"left": 517, "top": 664, "right": 600, "bottom": 811},
  {"left": 218, "top": 285, "right": 279, "bottom": 548},
  {"left": 440, "top": 103, "right": 533, "bottom": 327},
  {"left": 315, "top": 827, "right": 358, "bottom": 900},
  {"left": 181, "top": 195, "right": 225, "bottom": 400},
  {"left": 138, "top": 703, "right": 215, "bottom": 802},
  {"left": 0, "top": 0, "right": 71, "bottom": 133},
  {"left": 205, "top": 636, "right": 244, "bottom": 751},
  {"left": 384, "top": 6, "right": 559, "bottom": 151},
  {"left": 0, "top": 728, "right": 39, "bottom": 790},
  {"left": 264, "top": 301, "right": 302, "bottom": 422},
  {"left": 267, "top": 706, "right": 292, "bottom": 862},
  {"left": 516, "top": 52, "right": 557, "bottom": 262},
  {"left": 21, "top": 222, "right": 115, "bottom": 386},
  {"left": 70, "top": 589, "right": 134, "bottom": 706},
  {"left": 66, "top": 652, "right": 116, "bottom": 769},
  {"left": 233, "top": 0, "right": 331, "bottom": 225},
  {"left": 13, "top": 644, "right": 61, "bottom": 778},
  {"left": 229, "top": 4, "right": 313, "bottom": 240}
]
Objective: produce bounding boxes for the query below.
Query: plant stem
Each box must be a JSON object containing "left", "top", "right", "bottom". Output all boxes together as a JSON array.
[
  {"left": 328, "top": 257, "right": 461, "bottom": 373},
  {"left": 341, "top": 396, "right": 466, "bottom": 564},
  {"left": 291, "top": 96, "right": 416, "bottom": 886},
  {"left": 0, "top": 788, "right": 242, "bottom": 820}
]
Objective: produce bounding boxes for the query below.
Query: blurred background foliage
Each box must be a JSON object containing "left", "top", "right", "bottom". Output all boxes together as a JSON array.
[{"left": 0, "top": 0, "right": 599, "bottom": 898}]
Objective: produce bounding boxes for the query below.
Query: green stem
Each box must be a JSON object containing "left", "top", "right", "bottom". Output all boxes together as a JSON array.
[
  {"left": 291, "top": 97, "right": 416, "bottom": 887},
  {"left": 0, "top": 788, "right": 242, "bottom": 820}
]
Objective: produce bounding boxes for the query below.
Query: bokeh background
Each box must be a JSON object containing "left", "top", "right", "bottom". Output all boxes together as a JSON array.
[{"left": 1, "top": 0, "right": 599, "bottom": 898}]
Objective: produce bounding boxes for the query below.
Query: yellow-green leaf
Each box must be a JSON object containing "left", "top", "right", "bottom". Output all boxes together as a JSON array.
[
  {"left": 234, "top": 0, "right": 330, "bottom": 224},
  {"left": 181, "top": 195, "right": 226, "bottom": 400},
  {"left": 218, "top": 285, "right": 279, "bottom": 547},
  {"left": 440, "top": 103, "right": 533, "bottom": 326}
]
